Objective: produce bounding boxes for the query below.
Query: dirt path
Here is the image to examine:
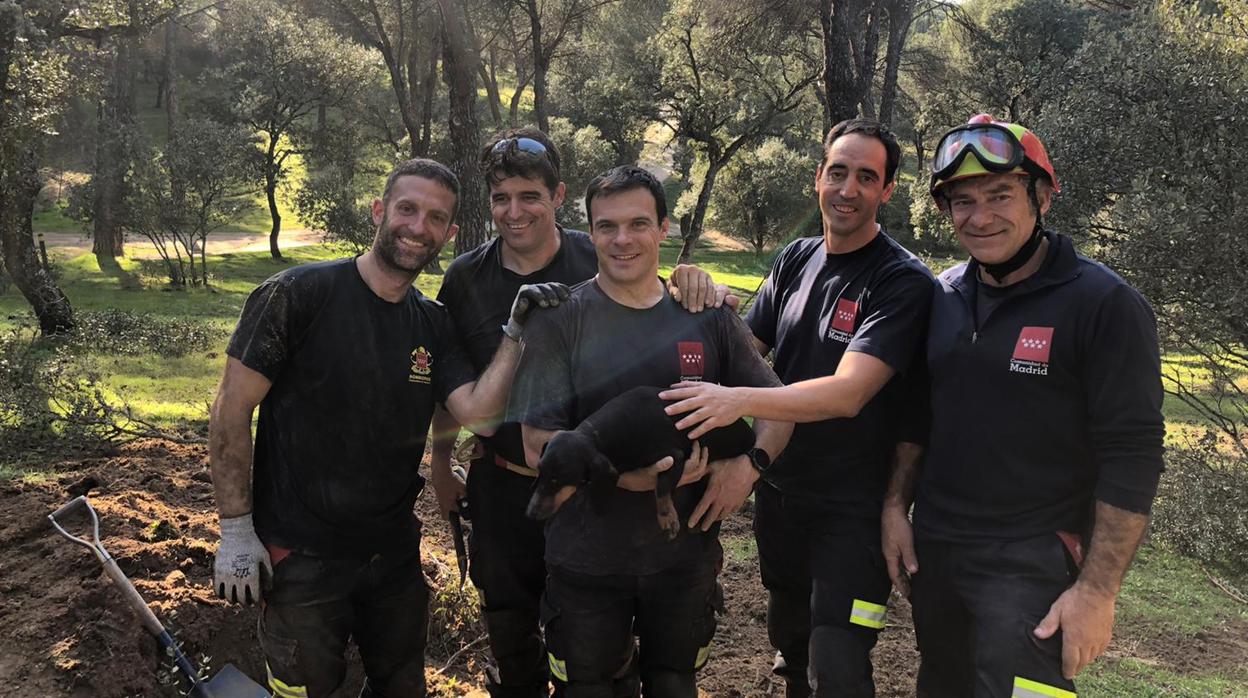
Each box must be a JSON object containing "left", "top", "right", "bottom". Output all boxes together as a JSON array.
[
  {"left": 2, "top": 441, "right": 1243, "bottom": 697},
  {"left": 39, "top": 229, "right": 324, "bottom": 260}
]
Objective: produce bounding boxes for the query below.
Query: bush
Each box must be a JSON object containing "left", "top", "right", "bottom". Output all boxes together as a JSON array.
[
  {"left": 0, "top": 327, "right": 161, "bottom": 458},
  {"left": 1151, "top": 432, "right": 1248, "bottom": 584},
  {"left": 67, "top": 310, "right": 217, "bottom": 358}
]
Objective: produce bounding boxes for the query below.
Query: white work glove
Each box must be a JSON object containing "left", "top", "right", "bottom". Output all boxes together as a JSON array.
[
  {"left": 501, "top": 282, "right": 571, "bottom": 341},
  {"left": 213, "top": 513, "right": 273, "bottom": 605}
]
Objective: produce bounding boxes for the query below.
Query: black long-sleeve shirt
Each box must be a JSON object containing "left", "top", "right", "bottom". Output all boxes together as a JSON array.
[{"left": 914, "top": 232, "right": 1165, "bottom": 542}]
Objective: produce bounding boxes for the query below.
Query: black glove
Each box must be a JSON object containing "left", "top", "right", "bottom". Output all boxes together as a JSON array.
[{"left": 502, "top": 282, "right": 571, "bottom": 340}]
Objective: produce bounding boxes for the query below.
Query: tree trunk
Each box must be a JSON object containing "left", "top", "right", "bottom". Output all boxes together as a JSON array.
[
  {"left": 479, "top": 50, "right": 503, "bottom": 128},
  {"left": 416, "top": 30, "right": 439, "bottom": 156},
  {"left": 677, "top": 156, "right": 728, "bottom": 265},
  {"left": 265, "top": 138, "right": 283, "bottom": 260},
  {"left": 820, "top": 0, "right": 864, "bottom": 126},
  {"left": 164, "top": 18, "right": 178, "bottom": 142},
  {"left": 878, "top": 0, "right": 913, "bottom": 125},
  {"left": 1, "top": 148, "right": 75, "bottom": 334},
  {"left": 92, "top": 27, "right": 138, "bottom": 262},
  {"left": 437, "top": 0, "right": 489, "bottom": 254},
  {"left": 524, "top": 0, "right": 549, "bottom": 132}
]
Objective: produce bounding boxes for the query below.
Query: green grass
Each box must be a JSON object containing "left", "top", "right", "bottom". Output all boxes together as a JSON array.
[{"left": 1081, "top": 660, "right": 1248, "bottom": 697}]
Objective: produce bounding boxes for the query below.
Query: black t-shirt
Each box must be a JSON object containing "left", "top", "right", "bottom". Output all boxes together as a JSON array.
[
  {"left": 226, "top": 258, "right": 476, "bottom": 556},
  {"left": 436, "top": 228, "right": 597, "bottom": 464},
  {"left": 509, "top": 280, "right": 782, "bottom": 576},
  {"left": 745, "top": 232, "right": 935, "bottom": 513}
]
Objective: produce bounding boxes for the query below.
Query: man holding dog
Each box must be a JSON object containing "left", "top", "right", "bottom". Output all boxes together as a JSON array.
[
  {"left": 661, "top": 119, "right": 935, "bottom": 697},
  {"left": 429, "top": 128, "right": 729, "bottom": 697},
  {"left": 887, "top": 114, "right": 1164, "bottom": 698},
  {"left": 209, "top": 158, "right": 568, "bottom": 697},
  {"left": 510, "top": 165, "right": 793, "bottom": 698}
]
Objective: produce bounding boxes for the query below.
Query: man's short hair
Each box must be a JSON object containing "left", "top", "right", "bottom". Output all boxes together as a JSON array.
[
  {"left": 822, "top": 118, "right": 902, "bottom": 184},
  {"left": 584, "top": 165, "right": 668, "bottom": 225},
  {"left": 480, "top": 127, "right": 562, "bottom": 194},
  {"left": 383, "top": 158, "right": 460, "bottom": 220}
]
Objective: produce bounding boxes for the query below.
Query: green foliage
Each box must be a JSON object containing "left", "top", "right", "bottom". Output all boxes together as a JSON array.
[
  {"left": 547, "top": 117, "right": 617, "bottom": 226},
  {"left": 1152, "top": 431, "right": 1248, "bottom": 583},
  {"left": 548, "top": 0, "right": 665, "bottom": 164},
  {"left": 708, "top": 138, "right": 813, "bottom": 254},
  {"left": 0, "top": 324, "right": 166, "bottom": 460},
  {"left": 127, "top": 118, "right": 257, "bottom": 285},
  {"left": 294, "top": 114, "right": 390, "bottom": 253},
  {"left": 67, "top": 309, "right": 217, "bottom": 358}
]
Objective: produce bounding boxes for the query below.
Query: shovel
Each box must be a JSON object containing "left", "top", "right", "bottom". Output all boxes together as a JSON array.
[{"left": 49, "top": 495, "right": 271, "bottom": 698}]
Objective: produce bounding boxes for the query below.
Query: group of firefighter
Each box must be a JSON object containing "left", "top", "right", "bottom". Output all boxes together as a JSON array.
[{"left": 207, "top": 109, "right": 1164, "bottom": 698}]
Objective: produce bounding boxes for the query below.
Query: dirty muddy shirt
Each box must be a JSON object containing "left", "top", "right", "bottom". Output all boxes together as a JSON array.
[
  {"left": 227, "top": 258, "right": 474, "bottom": 556},
  {"left": 509, "top": 280, "right": 781, "bottom": 576}
]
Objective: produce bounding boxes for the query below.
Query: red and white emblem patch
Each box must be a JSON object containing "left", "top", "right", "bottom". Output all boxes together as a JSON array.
[
  {"left": 1010, "top": 326, "right": 1054, "bottom": 375},
  {"left": 827, "top": 299, "right": 858, "bottom": 342},
  {"left": 678, "top": 341, "right": 705, "bottom": 381}
]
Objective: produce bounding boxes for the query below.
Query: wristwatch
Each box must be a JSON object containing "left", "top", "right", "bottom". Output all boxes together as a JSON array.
[{"left": 746, "top": 447, "right": 771, "bottom": 475}]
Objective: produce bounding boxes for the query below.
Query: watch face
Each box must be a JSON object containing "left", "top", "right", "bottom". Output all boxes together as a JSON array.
[{"left": 749, "top": 448, "right": 769, "bottom": 473}]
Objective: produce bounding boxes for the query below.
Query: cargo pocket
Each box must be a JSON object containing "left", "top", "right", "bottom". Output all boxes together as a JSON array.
[{"left": 257, "top": 608, "right": 303, "bottom": 696}]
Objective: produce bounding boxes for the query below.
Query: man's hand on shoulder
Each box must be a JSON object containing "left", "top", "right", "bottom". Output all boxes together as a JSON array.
[
  {"left": 688, "top": 453, "right": 758, "bottom": 531},
  {"left": 668, "top": 264, "right": 739, "bottom": 313},
  {"left": 213, "top": 513, "right": 272, "bottom": 605},
  {"left": 502, "top": 282, "right": 571, "bottom": 341}
]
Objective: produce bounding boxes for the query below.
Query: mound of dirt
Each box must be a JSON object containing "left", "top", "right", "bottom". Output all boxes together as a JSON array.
[{"left": 0, "top": 440, "right": 478, "bottom": 698}]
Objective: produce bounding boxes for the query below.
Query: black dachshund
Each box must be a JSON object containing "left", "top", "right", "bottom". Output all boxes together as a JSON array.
[{"left": 526, "top": 386, "right": 755, "bottom": 539}]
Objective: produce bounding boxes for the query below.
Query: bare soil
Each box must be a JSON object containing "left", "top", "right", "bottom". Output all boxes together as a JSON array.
[{"left": 1, "top": 440, "right": 1244, "bottom": 697}]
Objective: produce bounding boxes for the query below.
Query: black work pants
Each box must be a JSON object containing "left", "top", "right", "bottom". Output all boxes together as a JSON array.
[
  {"left": 258, "top": 546, "right": 428, "bottom": 698},
  {"left": 467, "top": 455, "right": 552, "bottom": 698},
  {"left": 540, "top": 551, "right": 722, "bottom": 698},
  {"left": 754, "top": 483, "right": 891, "bottom": 698},
  {"left": 910, "top": 535, "right": 1078, "bottom": 698}
]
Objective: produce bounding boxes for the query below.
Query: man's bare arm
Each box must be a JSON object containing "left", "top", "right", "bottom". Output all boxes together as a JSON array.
[
  {"left": 1034, "top": 501, "right": 1150, "bottom": 678},
  {"left": 208, "top": 357, "right": 272, "bottom": 518},
  {"left": 429, "top": 406, "right": 465, "bottom": 518},
  {"left": 688, "top": 416, "right": 794, "bottom": 530},
  {"left": 443, "top": 337, "right": 521, "bottom": 437},
  {"left": 881, "top": 441, "right": 924, "bottom": 596},
  {"left": 661, "top": 351, "right": 896, "bottom": 438}
]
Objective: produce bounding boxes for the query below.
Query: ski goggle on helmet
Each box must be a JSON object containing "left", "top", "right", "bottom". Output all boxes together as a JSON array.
[{"left": 929, "top": 114, "right": 1059, "bottom": 204}]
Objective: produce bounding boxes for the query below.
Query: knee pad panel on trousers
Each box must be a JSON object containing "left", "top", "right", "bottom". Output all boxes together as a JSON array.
[
  {"left": 483, "top": 607, "right": 549, "bottom": 698},
  {"left": 766, "top": 590, "right": 811, "bottom": 671},
  {"left": 808, "top": 624, "right": 877, "bottom": 698},
  {"left": 640, "top": 669, "right": 696, "bottom": 698}
]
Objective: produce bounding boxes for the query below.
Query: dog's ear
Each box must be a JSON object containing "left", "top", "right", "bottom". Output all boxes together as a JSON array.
[{"left": 587, "top": 452, "right": 619, "bottom": 513}]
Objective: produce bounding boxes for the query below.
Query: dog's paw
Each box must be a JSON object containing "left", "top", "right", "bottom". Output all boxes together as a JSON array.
[{"left": 656, "top": 495, "right": 681, "bottom": 540}]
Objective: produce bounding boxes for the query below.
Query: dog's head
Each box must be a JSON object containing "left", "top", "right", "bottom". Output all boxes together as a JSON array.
[{"left": 526, "top": 430, "right": 618, "bottom": 520}]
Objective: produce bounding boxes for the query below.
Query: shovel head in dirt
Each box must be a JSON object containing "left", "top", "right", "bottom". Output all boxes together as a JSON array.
[{"left": 49, "top": 495, "right": 271, "bottom": 698}]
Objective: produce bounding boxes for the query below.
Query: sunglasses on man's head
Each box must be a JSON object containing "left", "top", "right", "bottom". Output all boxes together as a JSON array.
[{"left": 491, "top": 137, "right": 549, "bottom": 157}]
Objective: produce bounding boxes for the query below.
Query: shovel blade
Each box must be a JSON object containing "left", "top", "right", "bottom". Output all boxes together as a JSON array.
[{"left": 199, "top": 663, "right": 271, "bottom": 698}]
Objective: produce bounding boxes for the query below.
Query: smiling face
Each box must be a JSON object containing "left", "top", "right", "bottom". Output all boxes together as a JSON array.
[
  {"left": 815, "top": 132, "right": 896, "bottom": 245},
  {"left": 589, "top": 186, "right": 668, "bottom": 290},
  {"left": 370, "top": 174, "right": 459, "bottom": 275},
  {"left": 944, "top": 173, "right": 1051, "bottom": 264},
  {"left": 489, "top": 174, "right": 565, "bottom": 256}
]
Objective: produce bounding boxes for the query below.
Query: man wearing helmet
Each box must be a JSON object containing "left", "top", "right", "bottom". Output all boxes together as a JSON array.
[{"left": 882, "top": 115, "right": 1165, "bottom": 697}]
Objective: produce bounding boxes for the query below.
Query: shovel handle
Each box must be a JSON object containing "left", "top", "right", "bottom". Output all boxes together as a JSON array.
[{"left": 50, "top": 495, "right": 89, "bottom": 520}]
